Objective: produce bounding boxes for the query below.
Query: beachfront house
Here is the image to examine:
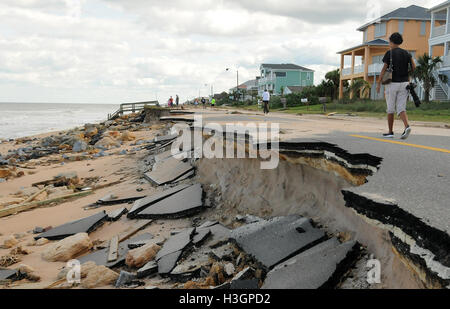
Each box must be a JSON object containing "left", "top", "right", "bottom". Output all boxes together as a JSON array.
[
  {"left": 429, "top": 1, "right": 450, "bottom": 100},
  {"left": 338, "top": 5, "right": 445, "bottom": 100},
  {"left": 229, "top": 79, "right": 259, "bottom": 101},
  {"left": 258, "top": 64, "right": 314, "bottom": 96}
]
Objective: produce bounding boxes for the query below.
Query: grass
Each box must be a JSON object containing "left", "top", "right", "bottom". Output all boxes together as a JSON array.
[{"left": 226, "top": 100, "right": 450, "bottom": 123}]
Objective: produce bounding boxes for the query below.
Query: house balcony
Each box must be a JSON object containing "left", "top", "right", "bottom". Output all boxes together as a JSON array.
[
  {"left": 341, "top": 65, "right": 364, "bottom": 77},
  {"left": 431, "top": 25, "right": 447, "bottom": 38},
  {"left": 259, "top": 76, "right": 276, "bottom": 85}
]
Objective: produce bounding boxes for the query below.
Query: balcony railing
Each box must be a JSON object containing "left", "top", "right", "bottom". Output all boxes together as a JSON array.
[
  {"left": 369, "top": 63, "right": 383, "bottom": 74},
  {"left": 442, "top": 55, "right": 450, "bottom": 67},
  {"left": 354, "top": 65, "right": 364, "bottom": 74},
  {"left": 342, "top": 65, "right": 364, "bottom": 76},
  {"left": 432, "top": 25, "right": 447, "bottom": 38}
]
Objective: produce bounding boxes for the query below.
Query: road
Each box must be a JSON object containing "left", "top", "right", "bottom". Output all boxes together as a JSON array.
[{"left": 168, "top": 108, "right": 450, "bottom": 236}]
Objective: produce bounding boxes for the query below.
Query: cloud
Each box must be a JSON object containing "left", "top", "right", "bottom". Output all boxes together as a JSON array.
[{"left": 0, "top": 0, "right": 444, "bottom": 103}]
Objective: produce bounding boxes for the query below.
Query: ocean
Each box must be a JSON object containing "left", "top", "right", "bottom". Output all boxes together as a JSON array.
[{"left": 0, "top": 103, "right": 119, "bottom": 139}]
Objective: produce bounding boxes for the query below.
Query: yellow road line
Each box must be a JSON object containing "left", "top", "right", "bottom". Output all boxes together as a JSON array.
[{"left": 350, "top": 135, "right": 450, "bottom": 154}]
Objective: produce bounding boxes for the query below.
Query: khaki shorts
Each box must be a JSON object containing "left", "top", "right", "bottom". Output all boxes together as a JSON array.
[{"left": 385, "top": 82, "right": 409, "bottom": 115}]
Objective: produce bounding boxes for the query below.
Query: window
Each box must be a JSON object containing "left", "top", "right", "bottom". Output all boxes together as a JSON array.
[
  {"left": 275, "top": 72, "right": 286, "bottom": 77},
  {"left": 375, "top": 22, "right": 386, "bottom": 38},
  {"left": 364, "top": 29, "right": 368, "bottom": 42},
  {"left": 420, "top": 21, "right": 426, "bottom": 36},
  {"left": 398, "top": 20, "right": 404, "bottom": 34},
  {"left": 372, "top": 55, "right": 383, "bottom": 64}
]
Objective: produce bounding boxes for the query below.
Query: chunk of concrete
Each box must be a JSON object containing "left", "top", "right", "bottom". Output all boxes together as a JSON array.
[
  {"left": 156, "top": 228, "right": 195, "bottom": 261},
  {"left": 127, "top": 184, "right": 191, "bottom": 219},
  {"left": 81, "top": 265, "right": 119, "bottom": 288},
  {"left": 107, "top": 207, "right": 128, "bottom": 222},
  {"left": 231, "top": 215, "right": 325, "bottom": 270},
  {"left": 35, "top": 211, "right": 107, "bottom": 241},
  {"left": 135, "top": 184, "right": 204, "bottom": 219},
  {"left": 41, "top": 233, "right": 93, "bottom": 262},
  {"left": 192, "top": 229, "right": 211, "bottom": 246},
  {"left": 125, "top": 238, "right": 162, "bottom": 268},
  {"left": 157, "top": 250, "right": 183, "bottom": 276},
  {"left": 127, "top": 233, "right": 154, "bottom": 249},
  {"left": 144, "top": 157, "right": 194, "bottom": 186},
  {"left": 210, "top": 243, "right": 235, "bottom": 261},
  {"left": 170, "top": 248, "right": 211, "bottom": 281},
  {"left": 262, "top": 239, "right": 359, "bottom": 289},
  {"left": 137, "top": 261, "right": 158, "bottom": 279},
  {"left": 115, "top": 271, "right": 137, "bottom": 288},
  {"left": 0, "top": 269, "right": 18, "bottom": 281}
]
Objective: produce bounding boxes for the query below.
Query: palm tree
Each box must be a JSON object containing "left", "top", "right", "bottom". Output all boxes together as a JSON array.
[
  {"left": 413, "top": 54, "right": 448, "bottom": 103},
  {"left": 348, "top": 79, "right": 371, "bottom": 100},
  {"left": 325, "top": 69, "right": 340, "bottom": 100}
]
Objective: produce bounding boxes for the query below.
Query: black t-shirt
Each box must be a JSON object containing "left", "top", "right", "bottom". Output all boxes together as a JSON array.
[{"left": 382, "top": 48, "right": 412, "bottom": 83}]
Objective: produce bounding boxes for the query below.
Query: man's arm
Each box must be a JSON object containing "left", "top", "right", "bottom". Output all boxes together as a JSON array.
[{"left": 377, "top": 63, "right": 388, "bottom": 93}]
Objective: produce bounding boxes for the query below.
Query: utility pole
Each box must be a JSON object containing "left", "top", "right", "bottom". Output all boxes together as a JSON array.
[{"left": 237, "top": 70, "right": 239, "bottom": 102}]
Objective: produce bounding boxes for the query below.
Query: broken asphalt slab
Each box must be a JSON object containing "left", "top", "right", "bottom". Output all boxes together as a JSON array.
[
  {"left": 135, "top": 184, "right": 204, "bottom": 220},
  {"left": 107, "top": 207, "right": 128, "bottom": 222},
  {"left": 0, "top": 269, "right": 18, "bottom": 281},
  {"left": 262, "top": 239, "right": 360, "bottom": 289},
  {"left": 127, "top": 184, "right": 191, "bottom": 219},
  {"left": 35, "top": 211, "right": 108, "bottom": 241},
  {"left": 144, "top": 157, "right": 194, "bottom": 186},
  {"left": 156, "top": 228, "right": 195, "bottom": 276},
  {"left": 137, "top": 261, "right": 158, "bottom": 279},
  {"left": 231, "top": 215, "right": 326, "bottom": 270}
]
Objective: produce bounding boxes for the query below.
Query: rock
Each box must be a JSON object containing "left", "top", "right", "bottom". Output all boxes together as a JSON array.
[
  {"left": 95, "top": 137, "right": 120, "bottom": 150},
  {"left": 120, "top": 131, "right": 136, "bottom": 142},
  {"left": 1, "top": 235, "right": 19, "bottom": 249},
  {"left": 42, "top": 233, "right": 93, "bottom": 262},
  {"left": 224, "top": 263, "right": 235, "bottom": 276},
  {"left": 115, "top": 271, "right": 137, "bottom": 288},
  {"left": 125, "top": 239, "right": 162, "bottom": 268},
  {"left": 14, "top": 233, "right": 27, "bottom": 240},
  {"left": 73, "top": 140, "right": 88, "bottom": 153},
  {"left": 18, "top": 264, "right": 35, "bottom": 275},
  {"left": 0, "top": 169, "right": 12, "bottom": 179},
  {"left": 36, "top": 238, "right": 50, "bottom": 246},
  {"left": 26, "top": 239, "right": 37, "bottom": 246},
  {"left": 81, "top": 265, "right": 119, "bottom": 288},
  {"left": 57, "top": 261, "right": 97, "bottom": 280},
  {"left": 15, "top": 187, "right": 40, "bottom": 197},
  {"left": 84, "top": 125, "right": 98, "bottom": 138}
]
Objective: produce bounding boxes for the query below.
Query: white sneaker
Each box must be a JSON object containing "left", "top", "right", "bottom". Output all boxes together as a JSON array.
[{"left": 401, "top": 126, "right": 411, "bottom": 140}]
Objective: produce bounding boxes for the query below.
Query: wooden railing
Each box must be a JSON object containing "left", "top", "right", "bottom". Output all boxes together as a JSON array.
[{"left": 108, "top": 101, "right": 159, "bottom": 120}]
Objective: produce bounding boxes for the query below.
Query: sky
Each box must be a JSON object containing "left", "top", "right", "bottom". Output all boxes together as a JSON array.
[{"left": 0, "top": 0, "right": 444, "bottom": 104}]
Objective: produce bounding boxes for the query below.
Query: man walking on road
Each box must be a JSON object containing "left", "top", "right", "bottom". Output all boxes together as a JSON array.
[
  {"left": 201, "top": 97, "right": 206, "bottom": 109},
  {"left": 262, "top": 89, "right": 270, "bottom": 117},
  {"left": 176, "top": 95, "right": 179, "bottom": 106},
  {"left": 377, "top": 32, "right": 415, "bottom": 140}
]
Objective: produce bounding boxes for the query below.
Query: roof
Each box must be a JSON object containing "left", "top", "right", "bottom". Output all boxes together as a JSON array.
[
  {"left": 358, "top": 5, "right": 446, "bottom": 31},
  {"left": 429, "top": 1, "right": 450, "bottom": 12},
  {"left": 337, "top": 39, "right": 389, "bottom": 54},
  {"left": 285, "top": 86, "right": 304, "bottom": 93},
  {"left": 261, "top": 63, "right": 314, "bottom": 72}
]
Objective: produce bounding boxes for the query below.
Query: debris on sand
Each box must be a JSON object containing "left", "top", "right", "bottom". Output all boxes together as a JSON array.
[
  {"left": 35, "top": 211, "right": 107, "bottom": 241},
  {"left": 41, "top": 233, "right": 93, "bottom": 262}
]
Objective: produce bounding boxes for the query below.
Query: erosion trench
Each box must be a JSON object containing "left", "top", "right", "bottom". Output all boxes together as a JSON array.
[{"left": 192, "top": 136, "right": 448, "bottom": 289}]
